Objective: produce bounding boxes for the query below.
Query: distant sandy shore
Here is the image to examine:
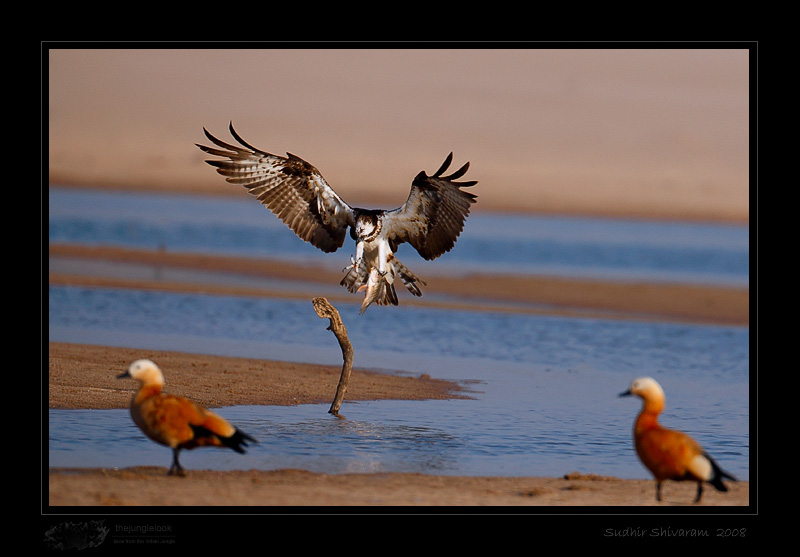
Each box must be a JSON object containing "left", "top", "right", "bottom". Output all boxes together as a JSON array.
[
  {"left": 49, "top": 243, "right": 749, "bottom": 326},
  {"left": 47, "top": 49, "right": 750, "bottom": 224},
  {"left": 47, "top": 343, "right": 748, "bottom": 507}
]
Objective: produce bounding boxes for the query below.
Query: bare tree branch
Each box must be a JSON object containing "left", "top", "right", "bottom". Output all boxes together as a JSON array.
[{"left": 313, "top": 297, "right": 354, "bottom": 416}]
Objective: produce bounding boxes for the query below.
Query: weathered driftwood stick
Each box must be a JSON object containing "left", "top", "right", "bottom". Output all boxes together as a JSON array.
[{"left": 313, "top": 297, "right": 354, "bottom": 416}]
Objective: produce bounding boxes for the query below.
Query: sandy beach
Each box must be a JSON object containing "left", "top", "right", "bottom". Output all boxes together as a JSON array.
[
  {"left": 48, "top": 467, "right": 748, "bottom": 507},
  {"left": 46, "top": 47, "right": 751, "bottom": 514},
  {"left": 47, "top": 49, "right": 750, "bottom": 223}
]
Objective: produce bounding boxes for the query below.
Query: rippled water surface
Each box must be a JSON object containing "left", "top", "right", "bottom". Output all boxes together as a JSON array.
[{"left": 47, "top": 188, "right": 750, "bottom": 480}]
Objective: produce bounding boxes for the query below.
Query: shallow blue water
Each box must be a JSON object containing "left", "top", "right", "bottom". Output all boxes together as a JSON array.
[
  {"left": 48, "top": 187, "right": 750, "bottom": 286},
  {"left": 46, "top": 187, "right": 751, "bottom": 480},
  {"left": 48, "top": 285, "right": 749, "bottom": 480}
]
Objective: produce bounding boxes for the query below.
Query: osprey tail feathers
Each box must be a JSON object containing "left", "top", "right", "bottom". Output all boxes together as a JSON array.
[{"left": 392, "top": 258, "right": 425, "bottom": 298}]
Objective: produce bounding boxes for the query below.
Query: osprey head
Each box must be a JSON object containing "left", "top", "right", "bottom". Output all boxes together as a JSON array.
[{"left": 353, "top": 211, "right": 381, "bottom": 242}]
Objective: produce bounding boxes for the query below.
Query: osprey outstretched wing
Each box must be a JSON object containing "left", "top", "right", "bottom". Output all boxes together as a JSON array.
[
  {"left": 197, "top": 123, "right": 478, "bottom": 313},
  {"left": 198, "top": 125, "right": 354, "bottom": 253},
  {"left": 383, "top": 152, "right": 478, "bottom": 261}
]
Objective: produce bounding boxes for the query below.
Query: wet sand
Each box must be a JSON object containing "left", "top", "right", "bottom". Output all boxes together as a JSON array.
[{"left": 48, "top": 342, "right": 469, "bottom": 411}]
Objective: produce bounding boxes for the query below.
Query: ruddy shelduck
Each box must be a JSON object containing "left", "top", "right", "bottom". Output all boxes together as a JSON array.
[
  {"left": 619, "top": 377, "right": 736, "bottom": 503},
  {"left": 118, "top": 359, "right": 256, "bottom": 476}
]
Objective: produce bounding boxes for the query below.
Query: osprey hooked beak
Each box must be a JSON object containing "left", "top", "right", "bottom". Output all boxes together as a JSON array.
[{"left": 355, "top": 222, "right": 372, "bottom": 241}]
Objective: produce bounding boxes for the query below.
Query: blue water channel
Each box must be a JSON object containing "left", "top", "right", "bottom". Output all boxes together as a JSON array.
[
  {"left": 47, "top": 187, "right": 751, "bottom": 480},
  {"left": 48, "top": 187, "right": 749, "bottom": 286}
]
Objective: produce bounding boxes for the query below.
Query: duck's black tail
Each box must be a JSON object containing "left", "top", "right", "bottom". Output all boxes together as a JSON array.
[
  {"left": 706, "top": 452, "right": 737, "bottom": 492},
  {"left": 191, "top": 423, "right": 257, "bottom": 454},
  {"left": 225, "top": 428, "right": 257, "bottom": 454}
]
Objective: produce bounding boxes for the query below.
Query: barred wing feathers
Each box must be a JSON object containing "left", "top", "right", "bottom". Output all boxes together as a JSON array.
[
  {"left": 385, "top": 152, "right": 478, "bottom": 260},
  {"left": 197, "top": 124, "right": 354, "bottom": 253}
]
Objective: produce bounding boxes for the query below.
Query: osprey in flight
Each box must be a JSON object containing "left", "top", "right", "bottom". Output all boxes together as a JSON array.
[{"left": 197, "top": 123, "right": 478, "bottom": 314}]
